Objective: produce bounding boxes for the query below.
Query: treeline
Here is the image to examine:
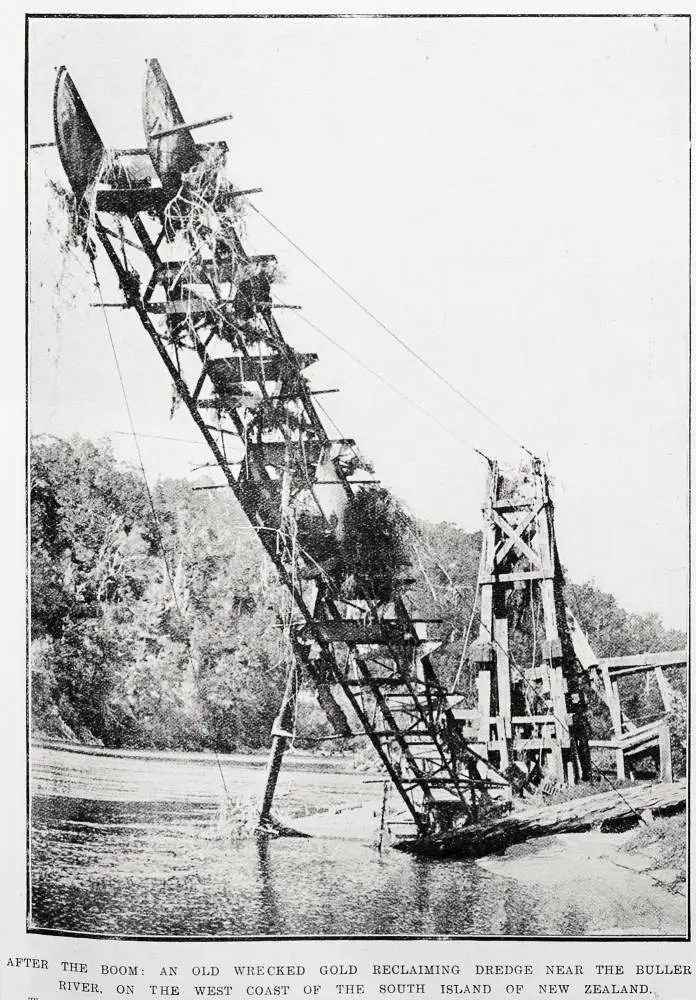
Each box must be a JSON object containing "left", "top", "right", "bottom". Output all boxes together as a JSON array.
[{"left": 30, "top": 435, "right": 685, "bottom": 754}]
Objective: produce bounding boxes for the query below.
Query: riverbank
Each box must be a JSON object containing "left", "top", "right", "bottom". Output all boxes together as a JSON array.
[
  {"left": 31, "top": 739, "right": 377, "bottom": 806},
  {"left": 475, "top": 813, "right": 687, "bottom": 937}
]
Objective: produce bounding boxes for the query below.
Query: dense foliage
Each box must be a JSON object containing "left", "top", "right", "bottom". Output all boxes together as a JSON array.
[
  {"left": 30, "top": 435, "right": 686, "bottom": 763},
  {"left": 31, "top": 435, "right": 292, "bottom": 750}
]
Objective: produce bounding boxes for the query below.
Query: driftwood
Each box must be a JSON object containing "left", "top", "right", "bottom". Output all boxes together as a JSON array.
[{"left": 393, "top": 780, "right": 687, "bottom": 859}]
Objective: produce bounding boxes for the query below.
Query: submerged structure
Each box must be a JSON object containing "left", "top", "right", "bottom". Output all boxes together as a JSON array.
[{"left": 49, "top": 60, "right": 681, "bottom": 844}]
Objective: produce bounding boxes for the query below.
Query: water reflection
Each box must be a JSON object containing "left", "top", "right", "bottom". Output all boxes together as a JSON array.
[{"left": 255, "top": 834, "right": 281, "bottom": 936}]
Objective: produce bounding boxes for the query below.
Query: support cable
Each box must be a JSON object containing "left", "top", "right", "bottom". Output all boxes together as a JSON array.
[
  {"left": 453, "top": 583, "right": 479, "bottom": 694},
  {"left": 112, "top": 430, "right": 206, "bottom": 447},
  {"left": 275, "top": 294, "right": 490, "bottom": 463},
  {"left": 90, "top": 259, "right": 184, "bottom": 621},
  {"left": 90, "top": 257, "right": 237, "bottom": 801},
  {"left": 408, "top": 524, "right": 650, "bottom": 825},
  {"left": 250, "top": 203, "right": 533, "bottom": 458}
]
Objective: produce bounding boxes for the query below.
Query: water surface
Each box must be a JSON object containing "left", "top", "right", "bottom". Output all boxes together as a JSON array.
[{"left": 30, "top": 792, "right": 683, "bottom": 938}]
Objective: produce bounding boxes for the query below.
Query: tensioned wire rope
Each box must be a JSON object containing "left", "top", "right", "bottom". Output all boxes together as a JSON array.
[
  {"left": 307, "top": 389, "right": 652, "bottom": 822},
  {"left": 248, "top": 202, "right": 535, "bottom": 460},
  {"left": 90, "top": 257, "right": 232, "bottom": 800},
  {"left": 90, "top": 259, "right": 183, "bottom": 622},
  {"left": 271, "top": 291, "right": 491, "bottom": 463},
  {"left": 404, "top": 524, "right": 653, "bottom": 827},
  {"left": 246, "top": 218, "right": 652, "bottom": 819}
]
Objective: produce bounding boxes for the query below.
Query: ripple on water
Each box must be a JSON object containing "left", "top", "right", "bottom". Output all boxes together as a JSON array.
[{"left": 30, "top": 796, "right": 686, "bottom": 938}]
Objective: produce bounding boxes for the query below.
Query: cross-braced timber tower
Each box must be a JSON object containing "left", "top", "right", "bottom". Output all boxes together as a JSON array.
[
  {"left": 464, "top": 460, "right": 592, "bottom": 787},
  {"left": 51, "top": 59, "right": 592, "bottom": 838}
]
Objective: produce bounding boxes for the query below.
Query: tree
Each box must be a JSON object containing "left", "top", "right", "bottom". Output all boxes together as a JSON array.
[{"left": 29, "top": 434, "right": 686, "bottom": 754}]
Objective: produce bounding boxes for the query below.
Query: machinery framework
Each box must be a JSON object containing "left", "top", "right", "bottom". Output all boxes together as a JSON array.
[
  {"left": 53, "top": 59, "right": 499, "bottom": 836},
  {"left": 48, "top": 58, "right": 682, "bottom": 843}
]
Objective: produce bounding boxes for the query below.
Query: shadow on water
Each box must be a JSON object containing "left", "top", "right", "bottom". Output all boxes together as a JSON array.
[
  {"left": 30, "top": 796, "right": 681, "bottom": 938},
  {"left": 255, "top": 835, "right": 281, "bottom": 937}
]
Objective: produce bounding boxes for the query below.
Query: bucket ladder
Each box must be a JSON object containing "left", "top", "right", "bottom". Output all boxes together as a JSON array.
[{"left": 51, "top": 60, "right": 502, "bottom": 836}]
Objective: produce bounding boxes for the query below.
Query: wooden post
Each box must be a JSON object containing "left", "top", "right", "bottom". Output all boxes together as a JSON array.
[
  {"left": 493, "top": 598, "right": 511, "bottom": 771},
  {"left": 566, "top": 754, "right": 577, "bottom": 786},
  {"left": 600, "top": 665, "right": 626, "bottom": 781},
  {"left": 377, "top": 780, "right": 390, "bottom": 853},
  {"left": 601, "top": 664, "right": 623, "bottom": 736},
  {"left": 658, "top": 722, "right": 673, "bottom": 782},
  {"left": 476, "top": 669, "right": 492, "bottom": 751},
  {"left": 654, "top": 666, "right": 673, "bottom": 712},
  {"left": 258, "top": 658, "right": 299, "bottom": 826},
  {"left": 474, "top": 464, "right": 497, "bottom": 767},
  {"left": 536, "top": 495, "right": 569, "bottom": 782},
  {"left": 611, "top": 680, "right": 623, "bottom": 730}
]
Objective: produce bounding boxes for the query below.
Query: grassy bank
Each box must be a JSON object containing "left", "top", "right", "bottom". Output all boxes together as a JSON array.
[{"left": 621, "top": 808, "right": 687, "bottom": 892}]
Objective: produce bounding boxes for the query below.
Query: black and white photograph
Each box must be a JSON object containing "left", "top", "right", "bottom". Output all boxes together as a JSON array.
[{"left": 26, "top": 13, "right": 688, "bottom": 941}]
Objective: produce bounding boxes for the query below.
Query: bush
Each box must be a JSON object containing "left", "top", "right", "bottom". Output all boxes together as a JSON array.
[{"left": 341, "top": 488, "right": 412, "bottom": 603}]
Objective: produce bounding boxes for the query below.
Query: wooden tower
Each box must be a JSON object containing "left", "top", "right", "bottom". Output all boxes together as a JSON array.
[{"left": 465, "top": 458, "right": 591, "bottom": 788}]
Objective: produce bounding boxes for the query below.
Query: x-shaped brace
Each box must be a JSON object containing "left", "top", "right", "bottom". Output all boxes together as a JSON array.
[{"left": 492, "top": 502, "right": 544, "bottom": 568}]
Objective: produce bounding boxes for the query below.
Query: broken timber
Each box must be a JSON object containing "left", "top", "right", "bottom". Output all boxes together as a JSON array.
[
  {"left": 393, "top": 779, "right": 686, "bottom": 859},
  {"left": 592, "top": 649, "right": 686, "bottom": 782}
]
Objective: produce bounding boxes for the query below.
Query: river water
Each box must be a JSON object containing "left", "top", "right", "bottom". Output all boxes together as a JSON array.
[{"left": 29, "top": 790, "right": 684, "bottom": 939}]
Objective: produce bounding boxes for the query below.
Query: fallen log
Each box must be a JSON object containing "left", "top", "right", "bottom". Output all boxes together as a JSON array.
[{"left": 393, "top": 780, "right": 687, "bottom": 859}]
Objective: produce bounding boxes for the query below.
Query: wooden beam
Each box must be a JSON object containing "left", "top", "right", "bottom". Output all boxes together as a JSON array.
[
  {"left": 246, "top": 439, "right": 355, "bottom": 470},
  {"left": 394, "top": 781, "right": 687, "bottom": 859},
  {"left": 147, "top": 299, "right": 224, "bottom": 315},
  {"left": 149, "top": 111, "right": 234, "bottom": 139},
  {"left": 491, "top": 499, "right": 535, "bottom": 511},
  {"left": 659, "top": 722, "right": 673, "bottom": 782},
  {"left": 493, "top": 610, "right": 511, "bottom": 769},
  {"left": 480, "top": 570, "right": 553, "bottom": 584},
  {"left": 298, "top": 619, "right": 409, "bottom": 645},
  {"left": 600, "top": 650, "right": 687, "bottom": 675},
  {"left": 491, "top": 508, "right": 542, "bottom": 569},
  {"left": 601, "top": 663, "right": 622, "bottom": 736},
  {"left": 154, "top": 255, "right": 277, "bottom": 284},
  {"left": 654, "top": 666, "right": 673, "bottom": 711},
  {"left": 207, "top": 353, "right": 318, "bottom": 388},
  {"left": 494, "top": 502, "right": 544, "bottom": 566},
  {"left": 258, "top": 659, "right": 299, "bottom": 825}
]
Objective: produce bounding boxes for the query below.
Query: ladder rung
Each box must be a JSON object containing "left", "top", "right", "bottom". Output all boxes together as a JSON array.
[
  {"left": 147, "top": 299, "right": 225, "bottom": 315},
  {"left": 208, "top": 353, "right": 318, "bottom": 387},
  {"left": 347, "top": 679, "right": 408, "bottom": 689}
]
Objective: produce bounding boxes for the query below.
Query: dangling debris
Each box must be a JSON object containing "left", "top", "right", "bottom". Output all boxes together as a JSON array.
[{"left": 340, "top": 487, "right": 413, "bottom": 603}]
